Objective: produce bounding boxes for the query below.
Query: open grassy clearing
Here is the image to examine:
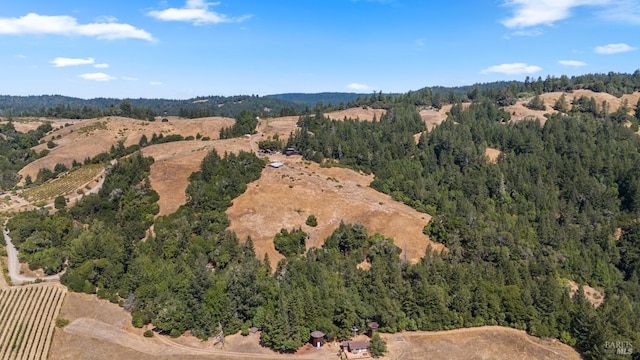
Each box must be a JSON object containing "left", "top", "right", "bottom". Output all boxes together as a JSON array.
[
  {"left": 382, "top": 327, "right": 580, "bottom": 360},
  {"left": 48, "top": 292, "right": 580, "bottom": 360},
  {"left": 19, "top": 164, "right": 104, "bottom": 203},
  {"left": 0, "top": 118, "right": 84, "bottom": 133},
  {"left": 505, "top": 90, "right": 640, "bottom": 124},
  {"left": 323, "top": 107, "right": 386, "bottom": 121},
  {"left": 19, "top": 116, "right": 234, "bottom": 184},
  {"left": 227, "top": 154, "right": 444, "bottom": 267},
  {"left": 0, "top": 283, "right": 66, "bottom": 360}
]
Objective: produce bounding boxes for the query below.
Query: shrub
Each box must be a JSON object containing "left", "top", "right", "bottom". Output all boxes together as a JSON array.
[
  {"left": 54, "top": 196, "right": 66, "bottom": 209},
  {"left": 526, "top": 95, "right": 546, "bottom": 111},
  {"left": 143, "top": 330, "right": 154, "bottom": 337},
  {"left": 306, "top": 214, "right": 318, "bottom": 227},
  {"left": 56, "top": 318, "right": 70, "bottom": 328},
  {"left": 274, "top": 228, "right": 307, "bottom": 257}
]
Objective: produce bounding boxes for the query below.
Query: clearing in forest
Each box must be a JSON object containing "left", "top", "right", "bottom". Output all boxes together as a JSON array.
[
  {"left": 505, "top": 90, "right": 640, "bottom": 123},
  {"left": 226, "top": 154, "right": 444, "bottom": 267},
  {"left": 19, "top": 116, "right": 234, "bottom": 184}
]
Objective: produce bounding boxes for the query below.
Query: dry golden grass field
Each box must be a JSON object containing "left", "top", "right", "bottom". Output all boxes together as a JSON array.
[
  {"left": 47, "top": 292, "right": 581, "bottom": 360},
  {"left": 505, "top": 90, "right": 640, "bottom": 124},
  {"left": 18, "top": 116, "right": 234, "bottom": 185},
  {"left": 226, "top": 154, "right": 444, "bottom": 267}
]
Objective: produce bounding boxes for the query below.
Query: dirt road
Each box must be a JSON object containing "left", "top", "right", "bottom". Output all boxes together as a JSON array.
[{"left": 3, "top": 226, "right": 62, "bottom": 285}]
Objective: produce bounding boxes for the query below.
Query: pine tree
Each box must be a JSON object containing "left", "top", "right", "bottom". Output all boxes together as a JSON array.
[
  {"left": 553, "top": 93, "right": 569, "bottom": 113},
  {"left": 526, "top": 95, "right": 546, "bottom": 111},
  {"left": 369, "top": 332, "right": 387, "bottom": 358}
]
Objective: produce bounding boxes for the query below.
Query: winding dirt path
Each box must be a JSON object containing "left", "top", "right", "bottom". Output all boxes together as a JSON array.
[{"left": 3, "top": 226, "right": 63, "bottom": 285}]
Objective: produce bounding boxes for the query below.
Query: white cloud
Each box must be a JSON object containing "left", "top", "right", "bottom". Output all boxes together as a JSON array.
[
  {"left": 559, "top": 59, "right": 587, "bottom": 66},
  {"left": 16, "top": 54, "right": 26, "bottom": 59},
  {"left": 347, "top": 83, "right": 372, "bottom": 91},
  {"left": 147, "top": 0, "right": 251, "bottom": 25},
  {"left": 481, "top": 63, "right": 542, "bottom": 74},
  {"left": 0, "top": 13, "right": 154, "bottom": 41},
  {"left": 149, "top": 81, "right": 162, "bottom": 86},
  {"left": 93, "top": 63, "right": 109, "bottom": 68},
  {"left": 502, "top": 0, "right": 610, "bottom": 28},
  {"left": 79, "top": 72, "right": 116, "bottom": 81},
  {"left": 50, "top": 57, "right": 94, "bottom": 67},
  {"left": 595, "top": 43, "right": 637, "bottom": 54},
  {"left": 599, "top": 0, "right": 640, "bottom": 24}
]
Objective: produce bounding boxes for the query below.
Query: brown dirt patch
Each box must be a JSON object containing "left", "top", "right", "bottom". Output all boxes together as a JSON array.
[
  {"left": 504, "top": 103, "right": 553, "bottom": 125},
  {"left": 18, "top": 116, "right": 234, "bottom": 185},
  {"left": 614, "top": 227, "right": 623, "bottom": 241},
  {"left": 419, "top": 108, "right": 448, "bottom": 131},
  {"left": 324, "top": 108, "right": 386, "bottom": 121},
  {"left": 226, "top": 155, "right": 443, "bottom": 267},
  {"left": 485, "top": 147, "right": 502, "bottom": 163},
  {"left": 382, "top": 327, "right": 580, "bottom": 360},
  {"left": 256, "top": 116, "right": 300, "bottom": 143},
  {"left": 566, "top": 280, "right": 604, "bottom": 308}
]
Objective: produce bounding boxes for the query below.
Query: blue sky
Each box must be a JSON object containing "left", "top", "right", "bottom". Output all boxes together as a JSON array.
[{"left": 1, "top": 0, "right": 639, "bottom": 99}]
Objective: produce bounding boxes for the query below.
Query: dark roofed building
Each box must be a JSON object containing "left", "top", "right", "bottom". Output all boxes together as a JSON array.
[
  {"left": 366, "top": 322, "right": 379, "bottom": 336},
  {"left": 310, "top": 330, "right": 325, "bottom": 348},
  {"left": 341, "top": 339, "right": 371, "bottom": 359}
]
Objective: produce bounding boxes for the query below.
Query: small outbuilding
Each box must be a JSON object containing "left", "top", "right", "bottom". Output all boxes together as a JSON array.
[
  {"left": 341, "top": 340, "right": 371, "bottom": 358},
  {"left": 366, "top": 322, "right": 379, "bottom": 337},
  {"left": 268, "top": 161, "right": 284, "bottom": 168},
  {"left": 310, "top": 330, "right": 325, "bottom": 348}
]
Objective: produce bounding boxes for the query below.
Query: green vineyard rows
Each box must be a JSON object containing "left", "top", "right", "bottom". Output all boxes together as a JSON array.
[{"left": 21, "top": 165, "right": 103, "bottom": 203}]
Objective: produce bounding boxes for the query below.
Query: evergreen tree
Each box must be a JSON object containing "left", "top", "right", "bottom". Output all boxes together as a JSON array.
[
  {"left": 370, "top": 332, "right": 387, "bottom": 358},
  {"left": 553, "top": 93, "right": 569, "bottom": 113},
  {"left": 526, "top": 95, "right": 546, "bottom": 110}
]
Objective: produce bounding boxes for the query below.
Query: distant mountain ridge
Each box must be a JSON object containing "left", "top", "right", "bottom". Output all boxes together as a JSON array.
[{"left": 2, "top": 71, "right": 639, "bottom": 118}]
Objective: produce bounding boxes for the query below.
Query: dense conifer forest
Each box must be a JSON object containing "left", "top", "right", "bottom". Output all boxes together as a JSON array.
[{"left": 3, "top": 71, "right": 640, "bottom": 359}]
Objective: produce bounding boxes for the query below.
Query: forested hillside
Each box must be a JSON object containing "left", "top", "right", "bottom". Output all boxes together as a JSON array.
[
  {"left": 0, "top": 121, "right": 52, "bottom": 189},
  {"left": 2, "top": 71, "right": 640, "bottom": 359},
  {"left": 0, "top": 95, "right": 305, "bottom": 120},
  {"left": 265, "top": 92, "right": 368, "bottom": 106}
]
